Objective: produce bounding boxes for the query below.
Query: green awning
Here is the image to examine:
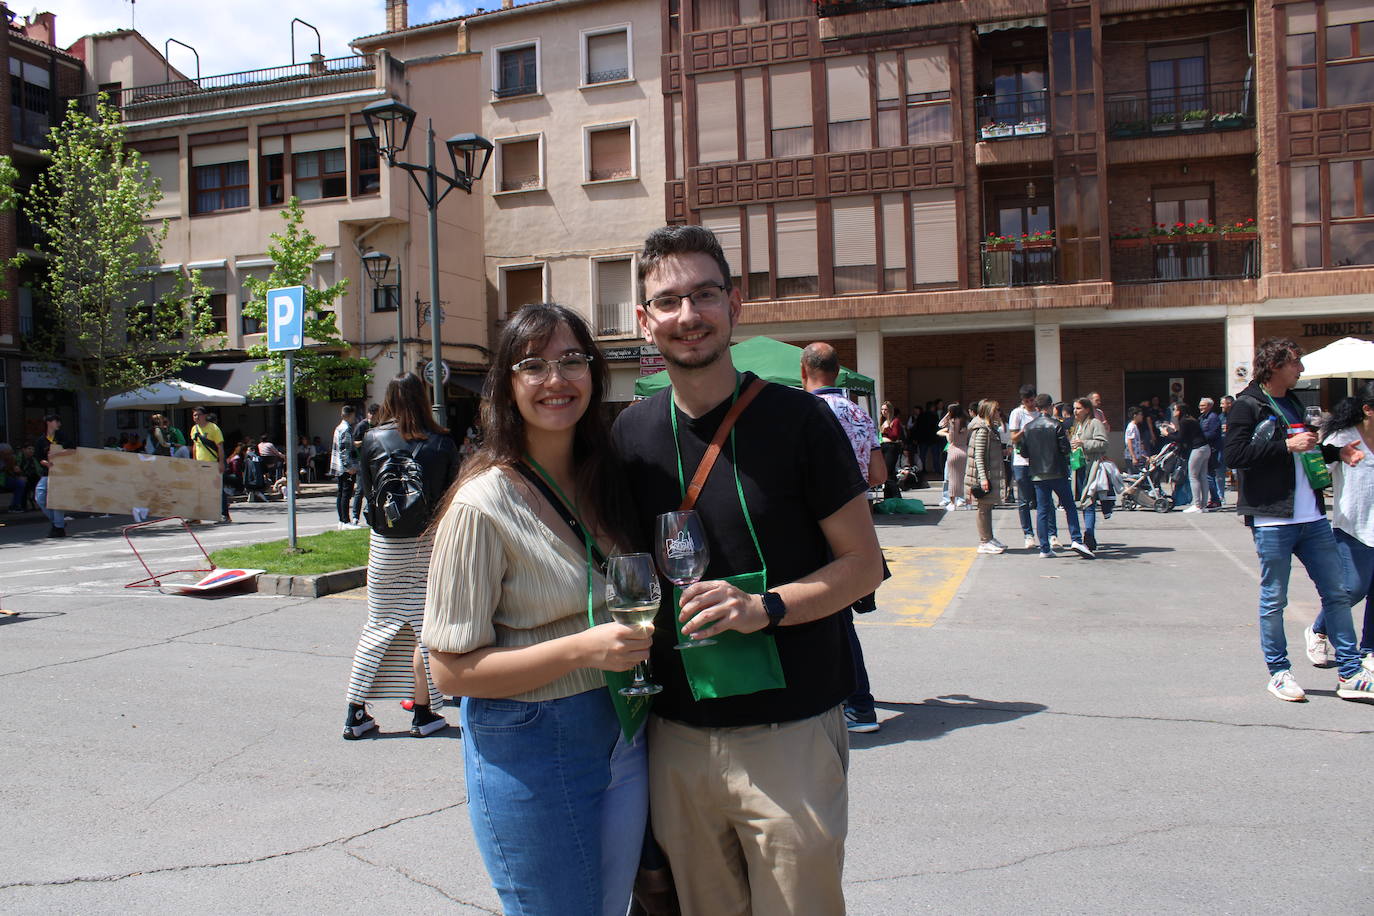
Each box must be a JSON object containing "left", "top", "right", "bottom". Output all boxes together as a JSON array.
[{"left": 634, "top": 336, "right": 875, "bottom": 397}]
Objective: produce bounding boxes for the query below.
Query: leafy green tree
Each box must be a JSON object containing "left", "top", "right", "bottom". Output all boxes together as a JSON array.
[
  {"left": 24, "top": 97, "right": 215, "bottom": 422},
  {"left": 240, "top": 198, "right": 371, "bottom": 401},
  {"left": 0, "top": 155, "right": 20, "bottom": 298}
]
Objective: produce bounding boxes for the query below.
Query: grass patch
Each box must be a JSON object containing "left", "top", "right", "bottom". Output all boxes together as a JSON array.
[{"left": 210, "top": 527, "right": 370, "bottom": 576}]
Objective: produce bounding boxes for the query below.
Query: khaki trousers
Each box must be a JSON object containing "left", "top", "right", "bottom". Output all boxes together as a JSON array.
[{"left": 648, "top": 707, "right": 849, "bottom": 916}]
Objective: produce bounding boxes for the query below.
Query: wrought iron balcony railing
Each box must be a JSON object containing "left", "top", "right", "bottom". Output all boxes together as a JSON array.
[
  {"left": 73, "top": 54, "right": 378, "bottom": 122},
  {"left": 493, "top": 83, "right": 538, "bottom": 99},
  {"left": 595, "top": 301, "right": 637, "bottom": 338},
  {"left": 981, "top": 243, "right": 1058, "bottom": 287},
  {"left": 816, "top": 0, "right": 943, "bottom": 14},
  {"left": 975, "top": 89, "right": 1049, "bottom": 140},
  {"left": 1104, "top": 81, "right": 1254, "bottom": 138},
  {"left": 1110, "top": 236, "right": 1260, "bottom": 282}
]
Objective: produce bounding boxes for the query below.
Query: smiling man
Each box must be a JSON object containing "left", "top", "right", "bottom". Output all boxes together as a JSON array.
[
  {"left": 610, "top": 225, "right": 883, "bottom": 915},
  {"left": 1226, "top": 337, "right": 1373, "bottom": 703}
]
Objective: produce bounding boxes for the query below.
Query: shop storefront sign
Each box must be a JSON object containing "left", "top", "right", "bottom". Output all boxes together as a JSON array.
[
  {"left": 604, "top": 345, "right": 659, "bottom": 361},
  {"left": 20, "top": 361, "right": 75, "bottom": 390},
  {"left": 1302, "top": 321, "right": 1373, "bottom": 337},
  {"left": 640, "top": 355, "right": 666, "bottom": 376}
]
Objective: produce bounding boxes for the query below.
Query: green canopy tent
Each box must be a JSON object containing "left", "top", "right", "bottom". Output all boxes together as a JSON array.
[{"left": 633, "top": 335, "right": 875, "bottom": 398}]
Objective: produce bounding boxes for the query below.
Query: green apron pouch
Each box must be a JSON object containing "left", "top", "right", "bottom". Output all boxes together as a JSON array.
[
  {"left": 603, "top": 669, "right": 651, "bottom": 741},
  {"left": 673, "top": 570, "right": 785, "bottom": 701}
]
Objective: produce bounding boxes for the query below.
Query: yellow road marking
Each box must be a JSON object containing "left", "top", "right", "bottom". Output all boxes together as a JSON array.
[{"left": 862, "top": 546, "right": 978, "bottom": 628}]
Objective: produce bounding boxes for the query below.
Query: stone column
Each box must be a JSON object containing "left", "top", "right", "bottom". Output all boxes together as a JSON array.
[
  {"left": 856, "top": 324, "right": 883, "bottom": 414},
  {"left": 1034, "top": 323, "right": 1061, "bottom": 401}
]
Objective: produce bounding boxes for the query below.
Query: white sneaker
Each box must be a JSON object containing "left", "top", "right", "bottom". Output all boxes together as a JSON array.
[
  {"left": 1023, "top": 535, "right": 1037, "bottom": 550},
  {"left": 1363, "top": 655, "right": 1374, "bottom": 674},
  {"left": 953, "top": 498, "right": 967, "bottom": 509},
  {"left": 1304, "top": 626, "right": 1335, "bottom": 667},
  {"left": 1182, "top": 505, "right": 1202, "bottom": 514},
  {"left": 990, "top": 538, "right": 1008, "bottom": 550},
  {"left": 1049, "top": 535, "right": 1063, "bottom": 550},
  {"left": 977, "top": 541, "right": 1005, "bottom": 554},
  {"left": 1069, "top": 541, "right": 1094, "bottom": 559},
  {"left": 1267, "top": 670, "right": 1306, "bottom": 702}
]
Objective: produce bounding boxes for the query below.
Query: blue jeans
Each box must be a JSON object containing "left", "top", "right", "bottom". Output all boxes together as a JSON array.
[
  {"left": 843, "top": 608, "right": 874, "bottom": 719},
  {"left": 1073, "top": 465, "right": 1096, "bottom": 536},
  {"left": 462, "top": 688, "right": 647, "bottom": 916},
  {"left": 1252, "top": 519, "right": 1362, "bottom": 678},
  {"left": 34, "top": 476, "right": 65, "bottom": 529},
  {"left": 1312, "top": 527, "right": 1374, "bottom": 656},
  {"left": 1033, "top": 477, "right": 1080, "bottom": 552},
  {"left": 1013, "top": 465, "right": 1036, "bottom": 536}
]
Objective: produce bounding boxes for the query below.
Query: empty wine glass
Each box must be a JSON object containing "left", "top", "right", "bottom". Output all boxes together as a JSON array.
[
  {"left": 654, "top": 510, "right": 716, "bottom": 649},
  {"left": 605, "top": 553, "right": 662, "bottom": 697}
]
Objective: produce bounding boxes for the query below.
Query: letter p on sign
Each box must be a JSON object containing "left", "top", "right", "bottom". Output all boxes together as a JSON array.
[{"left": 267, "top": 285, "right": 305, "bottom": 352}]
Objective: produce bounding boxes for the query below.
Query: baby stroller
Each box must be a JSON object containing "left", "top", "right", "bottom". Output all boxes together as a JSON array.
[{"left": 1118, "top": 442, "right": 1178, "bottom": 513}]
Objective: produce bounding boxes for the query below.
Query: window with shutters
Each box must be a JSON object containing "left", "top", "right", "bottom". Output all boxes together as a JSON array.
[
  {"left": 770, "top": 63, "right": 813, "bottom": 157},
  {"left": 828, "top": 56, "right": 871, "bottom": 152},
  {"left": 354, "top": 138, "right": 380, "bottom": 196},
  {"left": 496, "top": 135, "right": 544, "bottom": 193},
  {"left": 832, "top": 197, "right": 878, "bottom": 293},
  {"left": 500, "top": 264, "right": 546, "bottom": 319},
  {"left": 910, "top": 190, "right": 958, "bottom": 286},
  {"left": 905, "top": 47, "right": 953, "bottom": 145},
  {"left": 583, "top": 26, "right": 632, "bottom": 86},
  {"left": 293, "top": 147, "right": 347, "bottom": 201},
  {"left": 774, "top": 201, "right": 818, "bottom": 297},
  {"left": 593, "top": 257, "right": 637, "bottom": 336},
  {"left": 696, "top": 72, "right": 739, "bottom": 163},
  {"left": 586, "top": 122, "right": 636, "bottom": 183},
  {"left": 494, "top": 42, "right": 540, "bottom": 98},
  {"left": 746, "top": 205, "right": 771, "bottom": 299},
  {"left": 701, "top": 208, "right": 743, "bottom": 291},
  {"left": 882, "top": 193, "right": 907, "bottom": 290}
]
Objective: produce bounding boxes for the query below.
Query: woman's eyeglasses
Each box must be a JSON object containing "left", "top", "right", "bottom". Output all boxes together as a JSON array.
[
  {"left": 643, "top": 283, "right": 729, "bottom": 316},
  {"left": 511, "top": 353, "right": 594, "bottom": 384}
]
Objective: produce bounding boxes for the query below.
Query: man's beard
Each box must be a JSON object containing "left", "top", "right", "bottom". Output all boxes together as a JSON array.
[{"left": 663, "top": 328, "right": 730, "bottom": 370}]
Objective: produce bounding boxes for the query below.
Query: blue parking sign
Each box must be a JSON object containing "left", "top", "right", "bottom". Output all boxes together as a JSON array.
[{"left": 267, "top": 286, "right": 305, "bottom": 352}]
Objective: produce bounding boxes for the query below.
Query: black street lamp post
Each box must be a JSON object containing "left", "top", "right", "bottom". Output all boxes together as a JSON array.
[
  {"left": 361, "top": 249, "right": 402, "bottom": 374},
  {"left": 361, "top": 98, "right": 492, "bottom": 426}
]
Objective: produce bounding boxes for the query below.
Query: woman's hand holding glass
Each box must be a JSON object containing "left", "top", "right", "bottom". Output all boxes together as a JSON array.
[{"left": 604, "top": 553, "right": 662, "bottom": 696}]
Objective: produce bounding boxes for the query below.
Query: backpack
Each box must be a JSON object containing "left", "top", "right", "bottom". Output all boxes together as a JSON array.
[
  {"left": 244, "top": 451, "right": 266, "bottom": 490},
  {"left": 367, "top": 431, "right": 430, "bottom": 537}
]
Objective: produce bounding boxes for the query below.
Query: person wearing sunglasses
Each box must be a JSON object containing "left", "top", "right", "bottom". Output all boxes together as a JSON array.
[{"left": 422, "top": 304, "right": 649, "bottom": 916}]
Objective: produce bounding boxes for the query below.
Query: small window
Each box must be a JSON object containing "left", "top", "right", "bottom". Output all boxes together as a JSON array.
[
  {"left": 293, "top": 148, "right": 347, "bottom": 201},
  {"left": 354, "top": 138, "right": 380, "bottom": 196},
  {"left": 584, "top": 27, "right": 631, "bottom": 85},
  {"left": 593, "top": 257, "right": 636, "bottom": 336},
  {"left": 497, "top": 136, "right": 543, "bottom": 193},
  {"left": 208, "top": 293, "right": 228, "bottom": 334},
  {"left": 192, "top": 161, "right": 249, "bottom": 214},
  {"left": 372, "top": 285, "right": 400, "bottom": 312},
  {"left": 495, "top": 43, "right": 539, "bottom": 98},
  {"left": 261, "top": 153, "right": 285, "bottom": 206},
  {"left": 501, "top": 264, "right": 546, "bottom": 319},
  {"left": 586, "top": 124, "right": 635, "bottom": 182}
]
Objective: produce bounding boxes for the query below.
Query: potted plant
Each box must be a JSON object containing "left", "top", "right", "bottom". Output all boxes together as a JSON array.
[
  {"left": 1183, "top": 219, "right": 1218, "bottom": 235},
  {"left": 1111, "top": 227, "right": 1148, "bottom": 249},
  {"left": 981, "top": 122, "right": 1015, "bottom": 140},
  {"left": 1210, "top": 111, "right": 1247, "bottom": 129},
  {"left": 1181, "top": 109, "right": 1210, "bottom": 129},
  {"left": 1022, "top": 229, "right": 1055, "bottom": 249},
  {"left": 1149, "top": 223, "right": 1177, "bottom": 245},
  {"left": 1221, "top": 217, "right": 1258, "bottom": 240},
  {"left": 1151, "top": 112, "right": 1179, "bottom": 132},
  {"left": 1014, "top": 118, "right": 1047, "bottom": 136},
  {"left": 984, "top": 233, "right": 1015, "bottom": 251}
]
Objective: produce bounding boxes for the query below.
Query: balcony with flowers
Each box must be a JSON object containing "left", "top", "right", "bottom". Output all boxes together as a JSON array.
[
  {"left": 1111, "top": 219, "right": 1260, "bottom": 282},
  {"left": 982, "top": 229, "right": 1057, "bottom": 287}
]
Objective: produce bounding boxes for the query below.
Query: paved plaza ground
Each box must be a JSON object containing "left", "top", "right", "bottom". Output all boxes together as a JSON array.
[{"left": 1, "top": 492, "right": 1370, "bottom": 913}]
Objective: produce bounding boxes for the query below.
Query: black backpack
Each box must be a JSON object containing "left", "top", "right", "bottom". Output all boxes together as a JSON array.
[
  {"left": 244, "top": 451, "right": 266, "bottom": 490},
  {"left": 367, "top": 431, "right": 430, "bottom": 537}
]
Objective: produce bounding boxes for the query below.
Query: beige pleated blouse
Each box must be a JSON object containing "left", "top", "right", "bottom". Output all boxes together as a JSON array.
[{"left": 422, "top": 466, "right": 607, "bottom": 703}]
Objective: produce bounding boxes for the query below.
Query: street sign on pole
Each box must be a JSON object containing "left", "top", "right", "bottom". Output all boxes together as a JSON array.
[{"left": 268, "top": 286, "right": 304, "bottom": 550}]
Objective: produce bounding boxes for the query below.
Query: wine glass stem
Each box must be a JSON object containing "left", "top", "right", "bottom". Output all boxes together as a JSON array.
[{"left": 631, "top": 663, "right": 647, "bottom": 686}]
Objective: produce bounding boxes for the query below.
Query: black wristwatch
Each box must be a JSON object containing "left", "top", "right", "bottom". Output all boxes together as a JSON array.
[{"left": 761, "top": 591, "right": 787, "bottom": 634}]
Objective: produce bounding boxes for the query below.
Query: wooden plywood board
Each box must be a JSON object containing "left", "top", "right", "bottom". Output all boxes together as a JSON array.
[{"left": 47, "top": 449, "right": 222, "bottom": 520}]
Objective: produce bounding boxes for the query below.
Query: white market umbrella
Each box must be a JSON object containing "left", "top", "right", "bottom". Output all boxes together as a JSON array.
[
  {"left": 105, "top": 379, "right": 246, "bottom": 409},
  {"left": 1299, "top": 336, "right": 1374, "bottom": 396}
]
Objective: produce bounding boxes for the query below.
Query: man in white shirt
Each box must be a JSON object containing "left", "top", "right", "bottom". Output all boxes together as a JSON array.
[{"left": 1007, "top": 384, "right": 1039, "bottom": 550}]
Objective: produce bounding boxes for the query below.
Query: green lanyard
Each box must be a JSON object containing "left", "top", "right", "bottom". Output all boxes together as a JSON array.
[
  {"left": 523, "top": 455, "right": 599, "bottom": 628},
  {"left": 1258, "top": 388, "right": 1298, "bottom": 429},
  {"left": 668, "top": 376, "right": 767, "bottom": 575}
]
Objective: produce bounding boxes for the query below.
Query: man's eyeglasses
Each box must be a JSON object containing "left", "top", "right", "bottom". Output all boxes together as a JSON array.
[
  {"left": 643, "top": 283, "right": 729, "bottom": 316},
  {"left": 511, "top": 353, "right": 594, "bottom": 384}
]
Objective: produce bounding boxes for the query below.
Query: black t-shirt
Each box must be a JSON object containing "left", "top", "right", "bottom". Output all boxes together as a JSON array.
[
  {"left": 610, "top": 373, "right": 868, "bottom": 728},
  {"left": 34, "top": 433, "right": 73, "bottom": 477}
]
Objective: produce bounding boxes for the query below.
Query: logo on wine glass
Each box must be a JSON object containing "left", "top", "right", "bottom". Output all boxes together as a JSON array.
[{"left": 664, "top": 528, "right": 697, "bottom": 559}]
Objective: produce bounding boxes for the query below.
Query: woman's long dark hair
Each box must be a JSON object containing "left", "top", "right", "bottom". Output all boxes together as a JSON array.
[
  {"left": 377, "top": 372, "right": 446, "bottom": 440},
  {"left": 1325, "top": 381, "right": 1374, "bottom": 436},
  {"left": 433, "top": 303, "right": 629, "bottom": 540}
]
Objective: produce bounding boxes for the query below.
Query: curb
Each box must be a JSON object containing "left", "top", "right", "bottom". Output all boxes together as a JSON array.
[{"left": 256, "top": 565, "right": 367, "bottom": 598}]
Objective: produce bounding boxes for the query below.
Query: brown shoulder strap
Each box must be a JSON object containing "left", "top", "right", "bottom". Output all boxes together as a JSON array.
[{"left": 679, "top": 378, "right": 767, "bottom": 512}]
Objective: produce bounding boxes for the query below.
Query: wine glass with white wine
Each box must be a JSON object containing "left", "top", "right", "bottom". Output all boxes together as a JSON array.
[
  {"left": 605, "top": 552, "right": 663, "bottom": 697},
  {"left": 654, "top": 510, "right": 717, "bottom": 649}
]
